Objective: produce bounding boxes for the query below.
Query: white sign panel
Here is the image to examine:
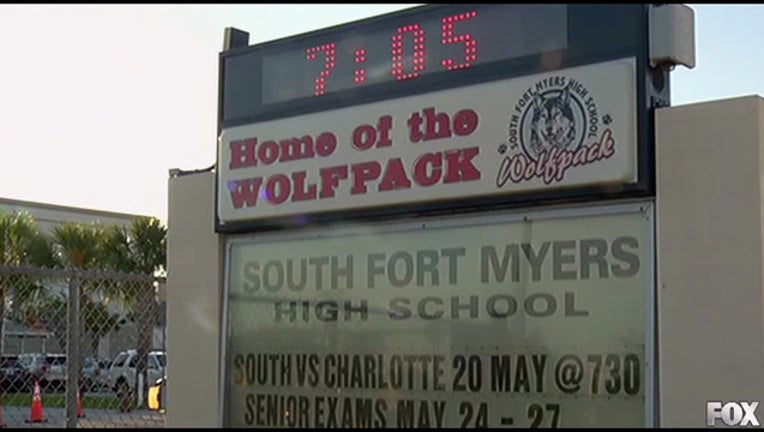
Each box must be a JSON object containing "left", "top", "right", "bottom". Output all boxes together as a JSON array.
[
  {"left": 218, "top": 58, "right": 637, "bottom": 224},
  {"left": 223, "top": 204, "right": 652, "bottom": 427}
]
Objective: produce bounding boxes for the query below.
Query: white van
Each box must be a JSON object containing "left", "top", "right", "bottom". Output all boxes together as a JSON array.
[{"left": 108, "top": 349, "right": 166, "bottom": 397}]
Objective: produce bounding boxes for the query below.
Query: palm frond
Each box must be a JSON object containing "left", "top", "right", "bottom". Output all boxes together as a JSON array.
[
  {"left": 51, "top": 222, "right": 106, "bottom": 268},
  {"left": 100, "top": 224, "right": 135, "bottom": 273},
  {"left": 0, "top": 211, "right": 38, "bottom": 265},
  {"left": 26, "top": 231, "right": 59, "bottom": 268},
  {"left": 130, "top": 217, "right": 167, "bottom": 274}
]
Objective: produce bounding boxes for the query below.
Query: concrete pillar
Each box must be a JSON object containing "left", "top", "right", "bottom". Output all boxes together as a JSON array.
[
  {"left": 165, "top": 171, "right": 223, "bottom": 427},
  {"left": 656, "top": 96, "right": 764, "bottom": 427}
]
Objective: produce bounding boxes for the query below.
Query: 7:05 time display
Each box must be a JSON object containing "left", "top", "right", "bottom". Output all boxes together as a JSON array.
[{"left": 260, "top": 4, "right": 567, "bottom": 106}]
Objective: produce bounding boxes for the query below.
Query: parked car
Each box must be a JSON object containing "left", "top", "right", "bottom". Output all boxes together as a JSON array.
[
  {"left": 108, "top": 350, "right": 166, "bottom": 398},
  {"left": 0, "top": 355, "right": 33, "bottom": 393},
  {"left": 18, "top": 353, "right": 67, "bottom": 392},
  {"left": 17, "top": 353, "right": 45, "bottom": 377},
  {"left": 16, "top": 353, "right": 106, "bottom": 392},
  {"left": 83, "top": 356, "right": 110, "bottom": 391}
]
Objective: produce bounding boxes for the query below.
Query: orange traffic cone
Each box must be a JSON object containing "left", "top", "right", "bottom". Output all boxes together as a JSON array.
[
  {"left": 25, "top": 380, "right": 46, "bottom": 423},
  {"left": 77, "top": 389, "right": 84, "bottom": 418}
]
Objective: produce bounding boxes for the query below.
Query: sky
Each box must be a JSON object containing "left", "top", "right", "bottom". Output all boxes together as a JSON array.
[{"left": 0, "top": 4, "right": 760, "bottom": 223}]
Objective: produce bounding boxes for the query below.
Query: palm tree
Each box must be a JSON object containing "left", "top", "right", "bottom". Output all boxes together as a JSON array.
[
  {"left": 51, "top": 222, "right": 105, "bottom": 269},
  {"left": 83, "top": 301, "right": 122, "bottom": 356},
  {"left": 101, "top": 216, "right": 166, "bottom": 407},
  {"left": 46, "top": 221, "right": 107, "bottom": 393},
  {"left": 11, "top": 230, "right": 62, "bottom": 350},
  {"left": 0, "top": 211, "right": 49, "bottom": 354},
  {"left": 101, "top": 217, "right": 166, "bottom": 275},
  {"left": 22, "top": 221, "right": 126, "bottom": 374}
]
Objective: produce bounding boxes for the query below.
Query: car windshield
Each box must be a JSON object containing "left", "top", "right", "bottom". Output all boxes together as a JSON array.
[
  {"left": 153, "top": 354, "right": 166, "bottom": 368},
  {"left": 46, "top": 356, "right": 66, "bottom": 366},
  {"left": 0, "top": 358, "right": 19, "bottom": 368}
]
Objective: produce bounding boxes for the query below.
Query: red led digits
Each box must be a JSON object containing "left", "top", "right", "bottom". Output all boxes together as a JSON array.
[
  {"left": 354, "top": 49, "right": 366, "bottom": 84},
  {"left": 305, "top": 43, "right": 336, "bottom": 96},
  {"left": 391, "top": 24, "right": 425, "bottom": 81},
  {"left": 441, "top": 11, "right": 477, "bottom": 71}
]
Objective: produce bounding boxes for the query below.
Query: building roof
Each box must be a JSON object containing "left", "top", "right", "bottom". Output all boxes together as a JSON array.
[
  {"left": 0, "top": 197, "right": 150, "bottom": 220},
  {"left": 0, "top": 197, "right": 154, "bottom": 233}
]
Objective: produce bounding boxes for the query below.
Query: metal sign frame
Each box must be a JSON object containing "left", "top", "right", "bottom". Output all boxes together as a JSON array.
[
  {"left": 218, "top": 200, "right": 657, "bottom": 427},
  {"left": 214, "top": 4, "right": 669, "bottom": 234}
]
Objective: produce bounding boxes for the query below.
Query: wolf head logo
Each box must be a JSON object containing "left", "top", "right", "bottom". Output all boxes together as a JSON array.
[{"left": 529, "top": 86, "right": 577, "bottom": 156}]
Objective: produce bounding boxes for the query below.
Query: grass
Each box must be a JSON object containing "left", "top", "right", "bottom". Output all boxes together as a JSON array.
[{"left": 1, "top": 393, "right": 129, "bottom": 410}]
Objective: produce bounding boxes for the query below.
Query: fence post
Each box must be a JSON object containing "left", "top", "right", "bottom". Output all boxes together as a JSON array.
[{"left": 65, "top": 269, "right": 80, "bottom": 428}]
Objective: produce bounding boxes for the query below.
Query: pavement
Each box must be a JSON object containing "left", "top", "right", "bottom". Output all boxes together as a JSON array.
[{"left": 1, "top": 406, "right": 164, "bottom": 428}]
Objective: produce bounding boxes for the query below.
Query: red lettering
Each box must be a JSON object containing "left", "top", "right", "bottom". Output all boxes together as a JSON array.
[
  {"left": 230, "top": 132, "right": 337, "bottom": 170},
  {"left": 291, "top": 171, "right": 317, "bottom": 202},
  {"left": 573, "top": 146, "right": 588, "bottom": 165},
  {"left": 495, "top": 156, "right": 511, "bottom": 188},
  {"left": 413, "top": 152, "right": 442, "bottom": 187},
  {"left": 526, "top": 159, "right": 537, "bottom": 180},
  {"left": 352, "top": 124, "right": 376, "bottom": 151},
  {"left": 351, "top": 162, "right": 381, "bottom": 195},
  {"left": 534, "top": 150, "right": 549, "bottom": 178},
  {"left": 319, "top": 165, "right": 348, "bottom": 199},
  {"left": 509, "top": 154, "right": 526, "bottom": 183},
  {"left": 378, "top": 158, "right": 412, "bottom": 191},
  {"left": 229, "top": 138, "right": 257, "bottom": 169},
  {"left": 423, "top": 107, "right": 453, "bottom": 141},
  {"left": 587, "top": 142, "right": 599, "bottom": 161},
  {"left": 279, "top": 136, "right": 315, "bottom": 162},
  {"left": 258, "top": 140, "right": 279, "bottom": 165},
  {"left": 598, "top": 129, "right": 615, "bottom": 158},
  {"left": 376, "top": 115, "right": 393, "bottom": 148},
  {"left": 542, "top": 151, "right": 556, "bottom": 184},
  {"left": 315, "top": 132, "right": 337, "bottom": 157},
  {"left": 407, "top": 112, "right": 424, "bottom": 143},
  {"left": 497, "top": 130, "right": 619, "bottom": 186},
  {"left": 556, "top": 151, "right": 574, "bottom": 182},
  {"left": 408, "top": 108, "right": 478, "bottom": 143},
  {"left": 452, "top": 109, "right": 478, "bottom": 136},
  {"left": 265, "top": 174, "right": 291, "bottom": 204},
  {"left": 228, "top": 177, "right": 263, "bottom": 209},
  {"left": 443, "top": 147, "right": 481, "bottom": 183}
]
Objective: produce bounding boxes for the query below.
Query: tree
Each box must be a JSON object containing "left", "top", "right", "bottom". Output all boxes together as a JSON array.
[
  {"left": 101, "top": 216, "right": 166, "bottom": 407},
  {"left": 101, "top": 217, "right": 166, "bottom": 275},
  {"left": 50, "top": 222, "right": 105, "bottom": 269},
  {"left": 0, "top": 214, "right": 167, "bottom": 407},
  {"left": 47, "top": 221, "right": 109, "bottom": 392},
  {"left": 33, "top": 294, "right": 68, "bottom": 358},
  {"left": 83, "top": 301, "right": 122, "bottom": 355},
  {"left": 0, "top": 211, "right": 50, "bottom": 354},
  {"left": 20, "top": 222, "right": 123, "bottom": 361}
]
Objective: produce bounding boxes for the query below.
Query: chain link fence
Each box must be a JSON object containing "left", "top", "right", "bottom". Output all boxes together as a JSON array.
[{"left": 0, "top": 264, "right": 166, "bottom": 428}]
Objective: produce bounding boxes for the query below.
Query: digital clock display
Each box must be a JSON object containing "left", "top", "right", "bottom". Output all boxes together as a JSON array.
[
  {"left": 218, "top": 3, "right": 664, "bottom": 235},
  {"left": 221, "top": 4, "right": 653, "bottom": 128},
  {"left": 260, "top": 4, "right": 567, "bottom": 106}
]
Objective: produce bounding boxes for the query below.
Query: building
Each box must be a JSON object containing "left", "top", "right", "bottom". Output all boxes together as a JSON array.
[
  {"left": 0, "top": 197, "right": 149, "bottom": 234},
  {"left": 0, "top": 197, "right": 165, "bottom": 359}
]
